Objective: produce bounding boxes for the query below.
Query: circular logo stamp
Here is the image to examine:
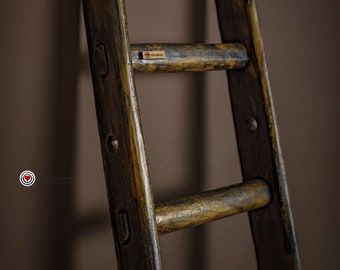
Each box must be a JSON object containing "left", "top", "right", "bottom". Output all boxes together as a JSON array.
[{"left": 19, "top": 170, "right": 36, "bottom": 187}]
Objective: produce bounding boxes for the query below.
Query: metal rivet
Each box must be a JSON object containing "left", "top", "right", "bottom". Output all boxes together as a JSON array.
[
  {"left": 117, "top": 211, "right": 130, "bottom": 244},
  {"left": 94, "top": 43, "right": 108, "bottom": 77},
  {"left": 107, "top": 136, "right": 119, "bottom": 153},
  {"left": 246, "top": 117, "right": 258, "bottom": 132}
]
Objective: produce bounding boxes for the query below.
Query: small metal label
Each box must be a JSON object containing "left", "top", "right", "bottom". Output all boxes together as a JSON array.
[{"left": 142, "top": 50, "right": 166, "bottom": 60}]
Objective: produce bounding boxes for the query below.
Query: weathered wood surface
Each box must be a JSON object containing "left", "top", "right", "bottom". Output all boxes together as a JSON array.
[
  {"left": 156, "top": 180, "right": 270, "bottom": 234},
  {"left": 215, "top": 0, "right": 301, "bottom": 269},
  {"left": 131, "top": 43, "right": 248, "bottom": 72},
  {"left": 82, "top": 0, "right": 162, "bottom": 269},
  {"left": 83, "top": 0, "right": 301, "bottom": 269}
]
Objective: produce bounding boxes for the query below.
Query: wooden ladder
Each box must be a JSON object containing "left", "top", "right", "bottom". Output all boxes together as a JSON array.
[{"left": 82, "top": 0, "right": 301, "bottom": 269}]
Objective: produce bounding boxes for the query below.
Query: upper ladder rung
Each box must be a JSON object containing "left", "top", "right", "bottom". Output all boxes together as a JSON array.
[
  {"left": 131, "top": 43, "right": 248, "bottom": 72},
  {"left": 155, "top": 179, "right": 270, "bottom": 234}
]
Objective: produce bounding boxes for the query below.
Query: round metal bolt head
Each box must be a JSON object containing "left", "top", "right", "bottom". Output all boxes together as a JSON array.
[
  {"left": 107, "top": 136, "right": 119, "bottom": 153},
  {"left": 246, "top": 118, "right": 258, "bottom": 132}
]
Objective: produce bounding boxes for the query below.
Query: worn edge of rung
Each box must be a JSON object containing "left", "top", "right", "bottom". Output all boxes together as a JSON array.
[
  {"left": 155, "top": 179, "right": 270, "bottom": 235},
  {"left": 131, "top": 43, "right": 248, "bottom": 72}
]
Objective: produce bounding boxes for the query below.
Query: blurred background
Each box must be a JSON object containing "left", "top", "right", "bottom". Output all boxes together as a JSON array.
[{"left": 1, "top": 0, "right": 339, "bottom": 269}]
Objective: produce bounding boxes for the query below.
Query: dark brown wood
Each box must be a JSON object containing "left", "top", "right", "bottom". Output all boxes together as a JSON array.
[
  {"left": 82, "top": 0, "right": 161, "bottom": 269},
  {"left": 131, "top": 43, "right": 248, "bottom": 72},
  {"left": 156, "top": 180, "right": 270, "bottom": 234},
  {"left": 214, "top": 0, "right": 301, "bottom": 269},
  {"left": 82, "top": 0, "right": 301, "bottom": 269}
]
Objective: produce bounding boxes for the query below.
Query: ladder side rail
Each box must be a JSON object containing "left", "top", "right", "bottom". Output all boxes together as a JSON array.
[
  {"left": 214, "top": 0, "right": 301, "bottom": 269},
  {"left": 82, "top": 0, "right": 162, "bottom": 269}
]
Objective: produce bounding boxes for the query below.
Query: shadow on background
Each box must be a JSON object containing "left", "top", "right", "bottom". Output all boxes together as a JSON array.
[{"left": 1, "top": 0, "right": 340, "bottom": 270}]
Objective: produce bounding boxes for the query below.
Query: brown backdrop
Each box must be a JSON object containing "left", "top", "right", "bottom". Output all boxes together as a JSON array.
[{"left": 1, "top": 0, "right": 339, "bottom": 269}]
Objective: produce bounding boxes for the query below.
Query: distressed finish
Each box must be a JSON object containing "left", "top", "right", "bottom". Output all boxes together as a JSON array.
[
  {"left": 82, "top": 0, "right": 161, "bottom": 269},
  {"left": 215, "top": 0, "right": 301, "bottom": 269},
  {"left": 83, "top": 0, "right": 300, "bottom": 269},
  {"left": 156, "top": 180, "right": 270, "bottom": 234},
  {"left": 131, "top": 43, "right": 248, "bottom": 72}
]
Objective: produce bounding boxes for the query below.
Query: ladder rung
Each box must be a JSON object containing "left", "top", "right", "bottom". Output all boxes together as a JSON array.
[
  {"left": 131, "top": 43, "right": 248, "bottom": 72},
  {"left": 155, "top": 180, "right": 270, "bottom": 234}
]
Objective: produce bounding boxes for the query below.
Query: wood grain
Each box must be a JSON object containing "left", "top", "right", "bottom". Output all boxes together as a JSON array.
[
  {"left": 131, "top": 43, "right": 248, "bottom": 72},
  {"left": 215, "top": 0, "right": 301, "bottom": 269},
  {"left": 156, "top": 180, "right": 270, "bottom": 234},
  {"left": 82, "top": 0, "right": 162, "bottom": 269},
  {"left": 82, "top": 0, "right": 300, "bottom": 269}
]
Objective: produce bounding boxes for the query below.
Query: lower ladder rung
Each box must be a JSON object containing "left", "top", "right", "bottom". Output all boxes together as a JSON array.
[
  {"left": 155, "top": 179, "right": 270, "bottom": 234},
  {"left": 131, "top": 43, "right": 248, "bottom": 72}
]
